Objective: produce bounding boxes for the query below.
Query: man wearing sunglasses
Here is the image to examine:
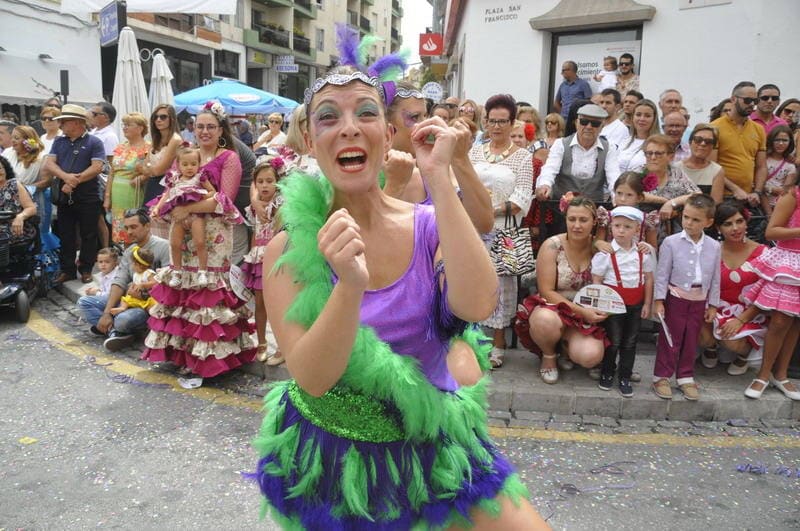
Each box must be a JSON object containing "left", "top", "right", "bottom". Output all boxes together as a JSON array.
[
  {"left": 536, "top": 104, "right": 620, "bottom": 203},
  {"left": 615, "top": 53, "right": 639, "bottom": 95},
  {"left": 750, "top": 84, "right": 788, "bottom": 135},
  {"left": 554, "top": 61, "right": 593, "bottom": 120},
  {"left": 710, "top": 81, "right": 767, "bottom": 206}
]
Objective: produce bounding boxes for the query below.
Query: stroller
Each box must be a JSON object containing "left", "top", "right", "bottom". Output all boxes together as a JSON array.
[{"left": 0, "top": 211, "right": 50, "bottom": 322}]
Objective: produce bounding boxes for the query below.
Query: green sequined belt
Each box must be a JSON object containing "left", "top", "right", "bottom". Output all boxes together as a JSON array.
[{"left": 287, "top": 381, "right": 406, "bottom": 443}]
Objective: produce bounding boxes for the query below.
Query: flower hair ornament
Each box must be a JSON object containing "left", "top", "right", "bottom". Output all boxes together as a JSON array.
[
  {"left": 559, "top": 191, "right": 580, "bottom": 214},
  {"left": 641, "top": 173, "right": 659, "bottom": 192},
  {"left": 202, "top": 100, "right": 227, "bottom": 121},
  {"left": 303, "top": 24, "right": 410, "bottom": 107},
  {"left": 22, "top": 138, "right": 39, "bottom": 153},
  {"left": 255, "top": 154, "right": 287, "bottom": 177}
]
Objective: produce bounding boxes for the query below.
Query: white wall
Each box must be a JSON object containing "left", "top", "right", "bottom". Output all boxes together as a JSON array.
[
  {"left": 640, "top": 0, "right": 800, "bottom": 126},
  {"left": 0, "top": 0, "right": 102, "bottom": 105},
  {"left": 448, "top": 0, "right": 800, "bottom": 122}
]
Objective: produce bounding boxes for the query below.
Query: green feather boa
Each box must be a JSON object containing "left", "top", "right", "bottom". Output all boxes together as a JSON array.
[{"left": 253, "top": 172, "right": 527, "bottom": 526}]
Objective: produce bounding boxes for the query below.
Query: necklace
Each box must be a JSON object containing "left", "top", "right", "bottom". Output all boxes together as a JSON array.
[{"left": 483, "top": 142, "right": 515, "bottom": 163}]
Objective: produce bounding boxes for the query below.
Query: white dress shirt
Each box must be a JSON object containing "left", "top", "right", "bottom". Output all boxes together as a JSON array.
[
  {"left": 679, "top": 230, "right": 704, "bottom": 284},
  {"left": 601, "top": 119, "right": 630, "bottom": 150},
  {"left": 538, "top": 134, "right": 621, "bottom": 195},
  {"left": 591, "top": 239, "right": 656, "bottom": 288}
]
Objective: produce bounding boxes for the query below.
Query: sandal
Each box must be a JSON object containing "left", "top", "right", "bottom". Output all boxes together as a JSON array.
[
  {"left": 489, "top": 347, "right": 505, "bottom": 369},
  {"left": 256, "top": 343, "right": 269, "bottom": 362},
  {"left": 266, "top": 350, "right": 285, "bottom": 366},
  {"left": 540, "top": 353, "right": 559, "bottom": 384},
  {"left": 727, "top": 353, "right": 749, "bottom": 376}
]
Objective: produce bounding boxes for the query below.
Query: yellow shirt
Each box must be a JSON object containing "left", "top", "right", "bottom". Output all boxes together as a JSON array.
[{"left": 711, "top": 114, "right": 766, "bottom": 193}]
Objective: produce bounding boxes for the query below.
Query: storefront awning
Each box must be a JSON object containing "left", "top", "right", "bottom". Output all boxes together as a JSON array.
[{"left": 0, "top": 53, "right": 102, "bottom": 106}]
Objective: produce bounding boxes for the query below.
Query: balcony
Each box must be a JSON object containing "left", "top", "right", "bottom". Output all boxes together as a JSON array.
[
  {"left": 363, "top": 0, "right": 374, "bottom": 5},
  {"left": 359, "top": 15, "right": 370, "bottom": 32},
  {"left": 252, "top": 0, "right": 292, "bottom": 7},
  {"left": 391, "top": 27, "right": 399, "bottom": 40},
  {"left": 347, "top": 10, "right": 359, "bottom": 27},
  {"left": 293, "top": 33, "right": 310, "bottom": 54},
  {"left": 293, "top": 0, "right": 316, "bottom": 18},
  {"left": 246, "top": 25, "right": 292, "bottom": 53},
  {"left": 392, "top": 0, "right": 403, "bottom": 17}
]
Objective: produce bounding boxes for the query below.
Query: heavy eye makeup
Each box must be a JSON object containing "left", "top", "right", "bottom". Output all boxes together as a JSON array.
[{"left": 401, "top": 110, "right": 424, "bottom": 128}]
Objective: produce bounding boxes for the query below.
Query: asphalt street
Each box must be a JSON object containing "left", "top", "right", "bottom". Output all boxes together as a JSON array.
[{"left": 1, "top": 300, "right": 799, "bottom": 530}]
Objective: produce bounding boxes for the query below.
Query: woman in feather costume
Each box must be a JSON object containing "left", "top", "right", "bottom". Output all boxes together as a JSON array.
[{"left": 249, "top": 26, "right": 549, "bottom": 530}]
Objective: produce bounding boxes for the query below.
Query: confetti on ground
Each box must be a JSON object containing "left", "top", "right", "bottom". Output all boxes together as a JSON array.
[{"left": 18, "top": 436, "right": 38, "bottom": 445}]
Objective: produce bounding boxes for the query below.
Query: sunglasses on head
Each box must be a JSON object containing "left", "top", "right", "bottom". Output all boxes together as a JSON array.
[
  {"left": 759, "top": 95, "right": 780, "bottom": 102},
  {"left": 578, "top": 118, "right": 602, "bottom": 128},
  {"left": 154, "top": 114, "right": 170, "bottom": 120}
]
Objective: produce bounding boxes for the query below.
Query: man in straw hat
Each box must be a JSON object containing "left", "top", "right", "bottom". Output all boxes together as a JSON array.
[{"left": 44, "top": 104, "right": 107, "bottom": 284}]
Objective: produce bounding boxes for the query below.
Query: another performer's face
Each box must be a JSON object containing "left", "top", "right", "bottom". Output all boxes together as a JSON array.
[{"left": 306, "top": 82, "right": 392, "bottom": 194}]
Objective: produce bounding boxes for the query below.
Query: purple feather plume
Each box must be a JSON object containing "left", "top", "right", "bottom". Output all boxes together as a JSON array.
[
  {"left": 335, "top": 23, "right": 361, "bottom": 68},
  {"left": 367, "top": 51, "right": 408, "bottom": 80}
]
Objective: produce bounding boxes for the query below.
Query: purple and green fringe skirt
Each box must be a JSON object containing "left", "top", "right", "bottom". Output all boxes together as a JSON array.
[{"left": 249, "top": 381, "right": 528, "bottom": 530}]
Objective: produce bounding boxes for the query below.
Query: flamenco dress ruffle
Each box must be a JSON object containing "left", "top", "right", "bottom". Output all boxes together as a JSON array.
[
  {"left": 515, "top": 295, "right": 609, "bottom": 355},
  {"left": 241, "top": 245, "right": 265, "bottom": 290},
  {"left": 141, "top": 265, "right": 256, "bottom": 377}
]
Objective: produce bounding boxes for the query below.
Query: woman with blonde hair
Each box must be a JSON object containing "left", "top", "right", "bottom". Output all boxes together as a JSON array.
[
  {"left": 6, "top": 125, "right": 56, "bottom": 248},
  {"left": 39, "top": 106, "right": 62, "bottom": 153},
  {"left": 618, "top": 99, "right": 661, "bottom": 173},
  {"left": 253, "top": 112, "right": 286, "bottom": 150},
  {"left": 105, "top": 112, "right": 150, "bottom": 244},
  {"left": 459, "top": 98, "right": 483, "bottom": 131}
]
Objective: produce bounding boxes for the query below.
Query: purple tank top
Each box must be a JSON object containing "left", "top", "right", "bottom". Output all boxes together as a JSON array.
[{"left": 338, "top": 204, "right": 457, "bottom": 391}]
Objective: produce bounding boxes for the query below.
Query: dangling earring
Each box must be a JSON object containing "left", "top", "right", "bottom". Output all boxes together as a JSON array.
[{"left": 218, "top": 136, "right": 227, "bottom": 148}]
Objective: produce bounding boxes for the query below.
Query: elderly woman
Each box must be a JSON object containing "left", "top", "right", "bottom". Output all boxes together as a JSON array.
[
  {"left": 641, "top": 134, "right": 701, "bottom": 231},
  {"left": 39, "top": 106, "right": 62, "bottom": 154},
  {"left": 141, "top": 102, "right": 256, "bottom": 386},
  {"left": 516, "top": 196, "right": 607, "bottom": 383},
  {"left": 0, "top": 156, "right": 37, "bottom": 244},
  {"left": 698, "top": 200, "right": 768, "bottom": 374},
  {"left": 104, "top": 113, "right": 150, "bottom": 244},
  {"left": 469, "top": 94, "right": 533, "bottom": 368},
  {"left": 253, "top": 112, "right": 286, "bottom": 150},
  {"left": 618, "top": 99, "right": 660, "bottom": 173},
  {"left": 680, "top": 123, "right": 726, "bottom": 191},
  {"left": 250, "top": 36, "right": 547, "bottom": 526}
]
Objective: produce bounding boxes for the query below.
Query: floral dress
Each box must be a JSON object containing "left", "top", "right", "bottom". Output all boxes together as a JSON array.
[
  {"left": 0, "top": 179, "right": 36, "bottom": 243},
  {"left": 765, "top": 158, "right": 797, "bottom": 209},
  {"left": 240, "top": 194, "right": 282, "bottom": 290},
  {"left": 141, "top": 149, "right": 256, "bottom": 377},
  {"left": 109, "top": 141, "right": 150, "bottom": 244},
  {"left": 515, "top": 235, "right": 608, "bottom": 355}
]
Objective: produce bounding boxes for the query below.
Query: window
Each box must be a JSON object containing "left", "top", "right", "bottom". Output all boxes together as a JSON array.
[
  {"left": 316, "top": 0, "right": 324, "bottom": 9},
  {"left": 316, "top": 28, "right": 324, "bottom": 52},
  {"left": 214, "top": 50, "right": 240, "bottom": 79}
]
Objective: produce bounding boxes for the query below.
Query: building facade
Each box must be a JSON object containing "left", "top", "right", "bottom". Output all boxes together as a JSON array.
[{"left": 440, "top": 0, "right": 800, "bottom": 126}]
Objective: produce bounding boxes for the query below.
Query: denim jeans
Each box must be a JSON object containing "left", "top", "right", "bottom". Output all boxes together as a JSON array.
[
  {"left": 77, "top": 294, "right": 149, "bottom": 334},
  {"left": 601, "top": 304, "right": 642, "bottom": 379}
]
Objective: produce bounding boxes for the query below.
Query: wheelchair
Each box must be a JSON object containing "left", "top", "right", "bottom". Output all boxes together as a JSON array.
[{"left": 0, "top": 211, "right": 49, "bottom": 322}]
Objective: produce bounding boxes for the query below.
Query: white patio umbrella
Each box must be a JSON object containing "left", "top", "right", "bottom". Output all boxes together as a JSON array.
[
  {"left": 111, "top": 26, "right": 149, "bottom": 139},
  {"left": 149, "top": 52, "right": 175, "bottom": 112}
]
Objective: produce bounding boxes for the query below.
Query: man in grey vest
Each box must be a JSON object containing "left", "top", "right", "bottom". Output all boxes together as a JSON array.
[{"left": 535, "top": 104, "right": 620, "bottom": 203}]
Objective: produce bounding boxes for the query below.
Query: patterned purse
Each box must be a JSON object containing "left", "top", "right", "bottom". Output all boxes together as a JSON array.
[{"left": 490, "top": 203, "right": 535, "bottom": 277}]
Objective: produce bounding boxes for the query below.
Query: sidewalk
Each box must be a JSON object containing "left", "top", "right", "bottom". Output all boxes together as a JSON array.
[{"left": 57, "top": 280, "right": 800, "bottom": 422}]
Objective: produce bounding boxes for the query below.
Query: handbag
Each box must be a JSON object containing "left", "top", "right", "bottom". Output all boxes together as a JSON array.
[{"left": 490, "top": 202, "right": 535, "bottom": 277}]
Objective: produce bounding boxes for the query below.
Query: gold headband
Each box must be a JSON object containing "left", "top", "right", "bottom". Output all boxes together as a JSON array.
[{"left": 132, "top": 246, "right": 150, "bottom": 267}]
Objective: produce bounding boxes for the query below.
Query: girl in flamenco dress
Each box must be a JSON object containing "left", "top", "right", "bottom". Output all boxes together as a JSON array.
[
  {"left": 742, "top": 185, "right": 800, "bottom": 400},
  {"left": 241, "top": 155, "right": 285, "bottom": 364}
]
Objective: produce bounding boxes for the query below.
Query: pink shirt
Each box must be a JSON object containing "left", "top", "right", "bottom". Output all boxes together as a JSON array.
[{"left": 749, "top": 112, "right": 788, "bottom": 134}]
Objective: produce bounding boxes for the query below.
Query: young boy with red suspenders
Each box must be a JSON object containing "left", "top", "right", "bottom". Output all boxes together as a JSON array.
[{"left": 591, "top": 206, "right": 656, "bottom": 397}]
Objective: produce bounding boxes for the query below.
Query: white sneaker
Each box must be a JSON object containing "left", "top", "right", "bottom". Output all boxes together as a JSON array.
[
  {"left": 168, "top": 270, "right": 182, "bottom": 288},
  {"left": 196, "top": 270, "right": 209, "bottom": 286}
]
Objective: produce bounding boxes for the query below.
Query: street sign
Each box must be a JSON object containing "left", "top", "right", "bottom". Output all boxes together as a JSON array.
[
  {"left": 276, "top": 55, "right": 295, "bottom": 66},
  {"left": 421, "top": 81, "right": 443, "bottom": 102},
  {"left": 99, "top": 0, "right": 126, "bottom": 47},
  {"left": 276, "top": 64, "right": 299, "bottom": 73}
]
